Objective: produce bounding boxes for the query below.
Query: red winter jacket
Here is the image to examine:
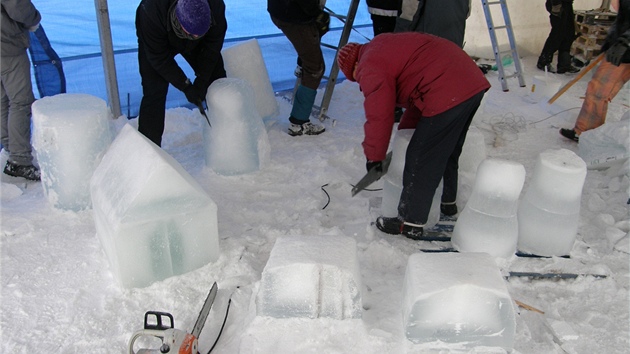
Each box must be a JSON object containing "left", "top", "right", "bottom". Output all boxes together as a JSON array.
[{"left": 354, "top": 32, "right": 491, "bottom": 161}]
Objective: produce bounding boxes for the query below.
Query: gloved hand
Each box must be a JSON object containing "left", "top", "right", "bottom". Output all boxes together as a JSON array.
[
  {"left": 183, "top": 83, "right": 204, "bottom": 105},
  {"left": 315, "top": 10, "right": 330, "bottom": 37},
  {"left": 29, "top": 23, "right": 40, "bottom": 32},
  {"left": 606, "top": 36, "right": 630, "bottom": 66},
  {"left": 551, "top": 4, "right": 562, "bottom": 17},
  {"left": 366, "top": 160, "right": 383, "bottom": 174}
]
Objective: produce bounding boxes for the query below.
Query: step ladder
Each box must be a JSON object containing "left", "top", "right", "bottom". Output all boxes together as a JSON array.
[
  {"left": 481, "top": 0, "right": 526, "bottom": 91},
  {"left": 293, "top": 0, "right": 362, "bottom": 121}
]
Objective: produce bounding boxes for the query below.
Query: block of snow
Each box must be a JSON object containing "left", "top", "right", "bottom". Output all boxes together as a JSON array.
[
  {"left": 518, "top": 149, "right": 586, "bottom": 257},
  {"left": 222, "top": 39, "right": 279, "bottom": 119},
  {"left": 203, "top": 78, "right": 270, "bottom": 175},
  {"left": 32, "top": 94, "right": 114, "bottom": 210},
  {"left": 402, "top": 252, "right": 516, "bottom": 350},
  {"left": 90, "top": 124, "right": 219, "bottom": 288},
  {"left": 452, "top": 158, "right": 525, "bottom": 258},
  {"left": 578, "top": 116, "right": 629, "bottom": 170},
  {"left": 256, "top": 235, "right": 362, "bottom": 319}
]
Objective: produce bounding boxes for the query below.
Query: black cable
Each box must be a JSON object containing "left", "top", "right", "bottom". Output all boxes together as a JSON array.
[
  {"left": 321, "top": 183, "right": 383, "bottom": 210},
  {"left": 207, "top": 297, "right": 232, "bottom": 353}
]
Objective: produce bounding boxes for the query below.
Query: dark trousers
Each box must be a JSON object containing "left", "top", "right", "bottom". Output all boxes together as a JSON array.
[
  {"left": 398, "top": 91, "right": 485, "bottom": 224},
  {"left": 271, "top": 16, "right": 324, "bottom": 90},
  {"left": 137, "top": 42, "right": 225, "bottom": 146},
  {"left": 540, "top": 1, "right": 576, "bottom": 64}
]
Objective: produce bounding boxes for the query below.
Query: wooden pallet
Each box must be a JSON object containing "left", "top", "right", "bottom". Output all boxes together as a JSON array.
[
  {"left": 575, "top": 9, "right": 617, "bottom": 25},
  {"left": 571, "top": 42, "right": 601, "bottom": 62},
  {"left": 575, "top": 22, "right": 609, "bottom": 38}
]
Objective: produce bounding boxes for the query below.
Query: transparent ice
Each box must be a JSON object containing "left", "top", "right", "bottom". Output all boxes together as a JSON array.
[
  {"left": 31, "top": 94, "right": 113, "bottom": 211},
  {"left": 203, "top": 78, "right": 271, "bottom": 176},
  {"left": 90, "top": 124, "right": 219, "bottom": 288},
  {"left": 518, "top": 149, "right": 587, "bottom": 256},
  {"left": 452, "top": 158, "right": 526, "bottom": 258},
  {"left": 257, "top": 235, "right": 362, "bottom": 320},
  {"left": 222, "top": 38, "right": 279, "bottom": 120},
  {"left": 402, "top": 252, "right": 516, "bottom": 349}
]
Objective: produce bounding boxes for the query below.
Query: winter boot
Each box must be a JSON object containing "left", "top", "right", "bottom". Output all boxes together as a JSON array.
[
  {"left": 559, "top": 128, "right": 579, "bottom": 142},
  {"left": 376, "top": 216, "right": 424, "bottom": 240},
  {"left": 288, "top": 119, "right": 325, "bottom": 136},
  {"left": 557, "top": 52, "right": 580, "bottom": 74},
  {"left": 3, "top": 161, "right": 41, "bottom": 181},
  {"left": 440, "top": 202, "right": 458, "bottom": 216},
  {"left": 537, "top": 52, "right": 556, "bottom": 73}
]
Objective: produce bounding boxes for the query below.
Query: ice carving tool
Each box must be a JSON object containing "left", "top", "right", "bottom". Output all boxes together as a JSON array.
[
  {"left": 196, "top": 100, "right": 211, "bottom": 127},
  {"left": 128, "top": 282, "right": 218, "bottom": 354},
  {"left": 351, "top": 151, "right": 392, "bottom": 197}
]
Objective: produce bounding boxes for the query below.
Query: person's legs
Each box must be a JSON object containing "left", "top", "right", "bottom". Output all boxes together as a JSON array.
[
  {"left": 557, "top": 3, "right": 580, "bottom": 73},
  {"left": 398, "top": 91, "right": 485, "bottom": 225},
  {"left": 1, "top": 81, "right": 10, "bottom": 150},
  {"left": 573, "top": 61, "right": 630, "bottom": 134},
  {"left": 1, "top": 53, "right": 36, "bottom": 166},
  {"left": 371, "top": 14, "right": 397, "bottom": 36},
  {"left": 538, "top": 3, "right": 563, "bottom": 71},
  {"left": 137, "top": 42, "right": 170, "bottom": 147}
]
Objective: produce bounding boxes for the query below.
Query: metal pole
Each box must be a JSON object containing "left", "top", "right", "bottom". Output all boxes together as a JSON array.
[{"left": 94, "top": 0, "right": 122, "bottom": 118}]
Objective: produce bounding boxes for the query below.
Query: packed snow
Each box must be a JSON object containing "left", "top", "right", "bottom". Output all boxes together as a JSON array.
[{"left": 1, "top": 55, "right": 629, "bottom": 353}]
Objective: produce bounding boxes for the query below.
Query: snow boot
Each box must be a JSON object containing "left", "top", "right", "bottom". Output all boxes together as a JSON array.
[
  {"left": 376, "top": 216, "right": 424, "bottom": 240},
  {"left": 557, "top": 52, "right": 580, "bottom": 74},
  {"left": 537, "top": 52, "right": 556, "bottom": 73},
  {"left": 288, "top": 120, "right": 325, "bottom": 136},
  {"left": 559, "top": 128, "right": 579, "bottom": 142},
  {"left": 3, "top": 161, "right": 40, "bottom": 181}
]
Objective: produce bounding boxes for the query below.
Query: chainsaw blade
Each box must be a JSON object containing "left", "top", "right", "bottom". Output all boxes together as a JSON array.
[
  {"left": 351, "top": 151, "right": 392, "bottom": 197},
  {"left": 191, "top": 282, "right": 218, "bottom": 339}
]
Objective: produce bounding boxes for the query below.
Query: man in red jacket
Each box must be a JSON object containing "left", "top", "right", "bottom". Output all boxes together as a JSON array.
[{"left": 337, "top": 32, "right": 490, "bottom": 239}]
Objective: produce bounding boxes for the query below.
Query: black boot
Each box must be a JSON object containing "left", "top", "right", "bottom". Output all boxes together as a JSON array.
[
  {"left": 376, "top": 216, "right": 424, "bottom": 240},
  {"left": 537, "top": 52, "right": 555, "bottom": 73},
  {"left": 557, "top": 52, "right": 580, "bottom": 74}
]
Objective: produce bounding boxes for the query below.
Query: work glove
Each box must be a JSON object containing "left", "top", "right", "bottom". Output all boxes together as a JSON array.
[
  {"left": 366, "top": 160, "right": 383, "bottom": 174},
  {"left": 315, "top": 10, "right": 330, "bottom": 37},
  {"left": 606, "top": 35, "right": 630, "bottom": 66},
  {"left": 551, "top": 4, "right": 562, "bottom": 17},
  {"left": 183, "top": 83, "right": 204, "bottom": 105}
]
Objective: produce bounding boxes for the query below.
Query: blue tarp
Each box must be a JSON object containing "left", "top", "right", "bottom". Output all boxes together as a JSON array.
[{"left": 29, "top": 0, "right": 373, "bottom": 117}]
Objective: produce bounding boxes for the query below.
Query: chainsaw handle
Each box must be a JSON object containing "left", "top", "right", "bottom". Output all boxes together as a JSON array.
[{"left": 127, "top": 329, "right": 167, "bottom": 354}]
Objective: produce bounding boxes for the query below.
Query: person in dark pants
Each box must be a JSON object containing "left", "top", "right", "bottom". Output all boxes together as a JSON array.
[
  {"left": 337, "top": 32, "right": 490, "bottom": 239},
  {"left": 537, "top": 0, "right": 580, "bottom": 74},
  {"left": 135, "top": 0, "right": 227, "bottom": 147},
  {"left": 366, "top": 0, "right": 403, "bottom": 36},
  {"left": 1, "top": 0, "right": 41, "bottom": 181},
  {"left": 267, "top": 0, "right": 327, "bottom": 136}
]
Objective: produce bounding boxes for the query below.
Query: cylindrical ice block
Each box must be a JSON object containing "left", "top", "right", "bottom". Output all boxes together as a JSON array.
[
  {"left": 31, "top": 93, "right": 113, "bottom": 211},
  {"left": 517, "top": 149, "right": 587, "bottom": 256},
  {"left": 452, "top": 158, "right": 526, "bottom": 258}
]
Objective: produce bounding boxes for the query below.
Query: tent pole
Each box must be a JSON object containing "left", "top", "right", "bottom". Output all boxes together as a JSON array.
[{"left": 94, "top": 0, "right": 122, "bottom": 118}]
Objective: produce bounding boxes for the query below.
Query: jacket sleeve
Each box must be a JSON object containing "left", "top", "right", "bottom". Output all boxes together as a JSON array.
[
  {"left": 357, "top": 69, "right": 398, "bottom": 162},
  {"left": 1, "top": 0, "right": 41, "bottom": 28},
  {"left": 137, "top": 5, "right": 190, "bottom": 91},
  {"left": 193, "top": 0, "right": 227, "bottom": 88}
]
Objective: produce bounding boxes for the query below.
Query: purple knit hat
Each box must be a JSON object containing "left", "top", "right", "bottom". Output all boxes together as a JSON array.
[{"left": 176, "top": 0, "right": 211, "bottom": 36}]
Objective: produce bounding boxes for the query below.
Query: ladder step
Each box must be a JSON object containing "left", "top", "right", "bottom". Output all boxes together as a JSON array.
[{"left": 321, "top": 42, "right": 339, "bottom": 51}]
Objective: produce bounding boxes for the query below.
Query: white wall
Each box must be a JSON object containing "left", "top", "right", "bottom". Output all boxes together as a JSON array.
[{"left": 401, "top": 0, "right": 607, "bottom": 59}]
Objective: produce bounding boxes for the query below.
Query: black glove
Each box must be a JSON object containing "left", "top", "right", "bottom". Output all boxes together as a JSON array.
[
  {"left": 183, "top": 83, "right": 204, "bottom": 105},
  {"left": 366, "top": 160, "right": 383, "bottom": 174},
  {"left": 315, "top": 10, "right": 330, "bottom": 37},
  {"left": 606, "top": 36, "right": 630, "bottom": 66}
]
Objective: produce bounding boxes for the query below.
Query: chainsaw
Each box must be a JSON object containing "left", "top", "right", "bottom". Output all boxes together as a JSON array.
[{"left": 128, "top": 282, "right": 218, "bottom": 354}]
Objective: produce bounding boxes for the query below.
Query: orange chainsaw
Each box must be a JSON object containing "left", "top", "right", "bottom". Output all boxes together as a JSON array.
[{"left": 128, "top": 282, "right": 219, "bottom": 354}]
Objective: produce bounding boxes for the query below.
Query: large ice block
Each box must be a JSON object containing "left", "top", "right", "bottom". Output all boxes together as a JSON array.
[
  {"left": 222, "top": 39, "right": 279, "bottom": 119},
  {"left": 256, "top": 235, "right": 362, "bottom": 319},
  {"left": 381, "top": 129, "right": 441, "bottom": 228},
  {"left": 90, "top": 124, "right": 219, "bottom": 288},
  {"left": 402, "top": 252, "right": 516, "bottom": 349},
  {"left": 518, "top": 149, "right": 587, "bottom": 256},
  {"left": 452, "top": 159, "right": 525, "bottom": 258},
  {"left": 31, "top": 94, "right": 113, "bottom": 210},
  {"left": 204, "top": 78, "right": 271, "bottom": 176}
]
